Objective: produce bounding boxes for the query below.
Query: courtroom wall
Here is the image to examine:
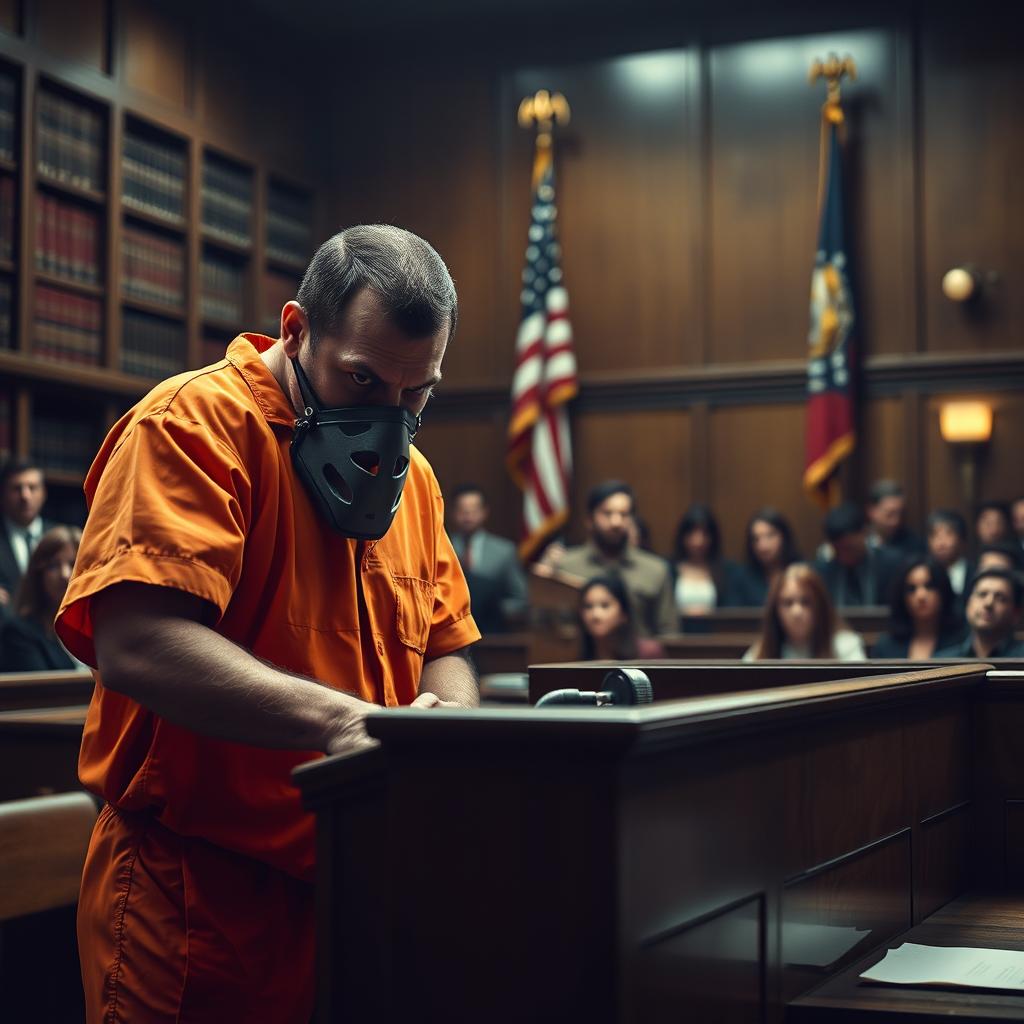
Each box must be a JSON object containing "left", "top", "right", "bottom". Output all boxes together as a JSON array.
[{"left": 330, "top": 0, "right": 1024, "bottom": 560}]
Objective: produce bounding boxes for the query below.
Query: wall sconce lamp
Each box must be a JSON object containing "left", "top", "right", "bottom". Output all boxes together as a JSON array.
[
  {"left": 941, "top": 267, "right": 979, "bottom": 303},
  {"left": 940, "top": 400, "right": 993, "bottom": 509}
]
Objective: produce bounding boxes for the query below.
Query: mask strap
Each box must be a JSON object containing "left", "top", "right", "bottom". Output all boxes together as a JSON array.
[{"left": 290, "top": 356, "right": 322, "bottom": 420}]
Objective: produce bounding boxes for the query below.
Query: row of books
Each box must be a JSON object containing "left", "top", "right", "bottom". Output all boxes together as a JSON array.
[
  {"left": 201, "top": 253, "right": 245, "bottom": 325},
  {"left": 37, "top": 90, "right": 105, "bottom": 193},
  {"left": 0, "top": 73, "right": 15, "bottom": 162},
  {"left": 122, "top": 132, "right": 186, "bottom": 223},
  {"left": 31, "top": 410, "right": 98, "bottom": 474},
  {"left": 202, "top": 157, "right": 252, "bottom": 246},
  {"left": 122, "top": 225, "right": 184, "bottom": 309},
  {"left": 35, "top": 192, "right": 102, "bottom": 284},
  {"left": 0, "top": 277, "right": 12, "bottom": 348},
  {"left": 33, "top": 284, "right": 103, "bottom": 365},
  {"left": 0, "top": 175, "right": 13, "bottom": 262},
  {"left": 121, "top": 309, "right": 186, "bottom": 379},
  {"left": 262, "top": 270, "right": 298, "bottom": 334},
  {"left": 266, "top": 184, "right": 312, "bottom": 264}
]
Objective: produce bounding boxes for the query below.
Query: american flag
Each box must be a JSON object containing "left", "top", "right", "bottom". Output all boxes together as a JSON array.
[{"left": 506, "top": 145, "right": 578, "bottom": 562}]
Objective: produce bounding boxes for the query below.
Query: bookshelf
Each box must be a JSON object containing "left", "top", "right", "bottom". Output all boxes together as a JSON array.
[{"left": 0, "top": 55, "right": 319, "bottom": 525}]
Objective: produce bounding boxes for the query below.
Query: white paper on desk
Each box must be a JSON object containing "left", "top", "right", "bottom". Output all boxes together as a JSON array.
[{"left": 860, "top": 943, "right": 1024, "bottom": 991}]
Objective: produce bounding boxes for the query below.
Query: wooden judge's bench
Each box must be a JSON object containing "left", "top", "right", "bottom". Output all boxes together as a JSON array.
[{"left": 295, "top": 662, "right": 1024, "bottom": 1023}]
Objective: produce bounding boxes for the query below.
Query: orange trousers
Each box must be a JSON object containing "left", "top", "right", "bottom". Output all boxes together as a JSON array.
[{"left": 78, "top": 804, "right": 315, "bottom": 1023}]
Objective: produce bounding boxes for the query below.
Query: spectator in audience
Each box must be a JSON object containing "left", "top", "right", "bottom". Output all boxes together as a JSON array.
[
  {"left": 1012, "top": 497, "right": 1024, "bottom": 553},
  {"left": 2, "top": 525, "right": 85, "bottom": 672},
  {"left": 744, "top": 563, "right": 865, "bottom": 661},
  {"left": 814, "top": 502, "right": 901, "bottom": 608},
  {"left": 671, "top": 503, "right": 736, "bottom": 617},
  {"left": 733, "top": 507, "right": 801, "bottom": 606},
  {"left": 926, "top": 509, "right": 972, "bottom": 602},
  {"left": 865, "top": 480, "right": 924, "bottom": 560},
  {"left": 0, "top": 458, "right": 52, "bottom": 614},
  {"left": 975, "top": 542, "right": 1024, "bottom": 576},
  {"left": 936, "top": 568, "right": 1024, "bottom": 659},
  {"left": 974, "top": 500, "right": 1013, "bottom": 550},
  {"left": 578, "top": 575, "right": 664, "bottom": 661},
  {"left": 536, "top": 480, "right": 676, "bottom": 637},
  {"left": 447, "top": 484, "right": 527, "bottom": 633},
  {"left": 870, "top": 557, "right": 966, "bottom": 658}
]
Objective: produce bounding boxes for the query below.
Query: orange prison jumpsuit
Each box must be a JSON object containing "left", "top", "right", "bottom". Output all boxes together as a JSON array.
[{"left": 55, "top": 334, "right": 480, "bottom": 1023}]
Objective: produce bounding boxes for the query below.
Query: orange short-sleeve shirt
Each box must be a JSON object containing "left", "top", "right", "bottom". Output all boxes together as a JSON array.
[{"left": 56, "top": 334, "right": 480, "bottom": 880}]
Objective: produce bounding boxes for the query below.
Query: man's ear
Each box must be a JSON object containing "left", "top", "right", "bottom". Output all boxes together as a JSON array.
[{"left": 281, "top": 301, "right": 308, "bottom": 358}]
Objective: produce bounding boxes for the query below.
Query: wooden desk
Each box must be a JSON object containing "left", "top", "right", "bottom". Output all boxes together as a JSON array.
[
  {"left": 296, "top": 663, "right": 1015, "bottom": 1023},
  {"left": 0, "top": 706, "right": 88, "bottom": 800},
  {"left": 789, "top": 892, "right": 1024, "bottom": 1021},
  {"left": 0, "top": 671, "right": 94, "bottom": 711},
  {"left": 528, "top": 659, "right": 1024, "bottom": 705}
]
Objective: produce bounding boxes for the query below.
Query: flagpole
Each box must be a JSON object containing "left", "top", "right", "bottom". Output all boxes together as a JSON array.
[{"left": 808, "top": 54, "right": 857, "bottom": 218}]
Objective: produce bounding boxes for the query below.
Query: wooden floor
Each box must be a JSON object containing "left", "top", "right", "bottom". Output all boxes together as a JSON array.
[{"left": 789, "top": 892, "right": 1024, "bottom": 1021}]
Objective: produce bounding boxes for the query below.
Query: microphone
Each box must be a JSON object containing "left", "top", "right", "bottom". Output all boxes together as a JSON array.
[{"left": 534, "top": 668, "right": 654, "bottom": 708}]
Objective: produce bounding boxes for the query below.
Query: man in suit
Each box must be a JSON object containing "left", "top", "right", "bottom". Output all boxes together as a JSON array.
[
  {"left": 536, "top": 480, "right": 677, "bottom": 638},
  {"left": 814, "top": 501, "right": 901, "bottom": 608},
  {"left": 0, "top": 457, "right": 50, "bottom": 613},
  {"left": 448, "top": 484, "right": 527, "bottom": 633},
  {"left": 936, "top": 568, "right": 1024, "bottom": 659},
  {"left": 865, "top": 479, "right": 924, "bottom": 560}
]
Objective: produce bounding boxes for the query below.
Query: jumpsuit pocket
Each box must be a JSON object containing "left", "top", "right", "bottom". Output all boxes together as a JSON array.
[{"left": 392, "top": 575, "right": 435, "bottom": 654}]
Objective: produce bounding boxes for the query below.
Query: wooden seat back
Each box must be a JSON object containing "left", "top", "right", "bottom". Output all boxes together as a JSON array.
[{"left": 0, "top": 791, "right": 98, "bottom": 920}]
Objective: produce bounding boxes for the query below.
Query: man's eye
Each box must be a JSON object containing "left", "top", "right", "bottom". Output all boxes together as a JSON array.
[{"left": 350, "top": 373, "right": 373, "bottom": 386}]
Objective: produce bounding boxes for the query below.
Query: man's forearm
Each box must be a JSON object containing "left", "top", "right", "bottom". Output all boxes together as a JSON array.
[
  {"left": 94, "top": 588, "right": 375, "bottom": 755},
  {"left": 419, "top": 649, "right": 480, "bottom": 707}
]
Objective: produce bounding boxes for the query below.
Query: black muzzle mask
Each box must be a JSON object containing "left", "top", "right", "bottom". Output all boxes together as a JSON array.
[{"left": 289, "top": 357, "right": 420, "bottom": 540}]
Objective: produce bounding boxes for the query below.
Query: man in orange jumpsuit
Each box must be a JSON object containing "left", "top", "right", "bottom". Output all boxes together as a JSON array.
[{"left": 56, "top": 225, "right": 481, "bottom": 1023}]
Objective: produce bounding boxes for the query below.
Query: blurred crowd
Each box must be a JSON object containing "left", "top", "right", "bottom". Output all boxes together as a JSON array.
[{"left": 447, "top": 479, "right": 1024, "bottom": 663}]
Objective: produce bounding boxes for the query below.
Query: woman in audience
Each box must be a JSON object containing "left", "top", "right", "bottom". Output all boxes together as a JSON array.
[
  {"left": 578, "top": 575, "right": 663, "bottom": 660},
  {"left": 744, "top": 563, "right": 865, "bottom": 661},
  {"left": 2, "top": 525, "right": 85, "bottom": 672},
  {"left": 671, "top": 503, "right": 735, "bottom": 617},
  {"left": 870, "top": 557, "right": 966, "bottom": 658},
  {"left": 733, "top": 507, "right": 801, "bottom": 606}
]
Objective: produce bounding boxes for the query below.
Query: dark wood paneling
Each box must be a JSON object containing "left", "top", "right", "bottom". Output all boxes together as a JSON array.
[
  {"left": 708, "top": 29, "right": 912, "bottom": 364},
  {"left": 782, "top": 831, "right": 911, "bottom": 1003},
  {"left": 570, "top": 407, "right": 692, "bottom": 554},
  {"left": 413, "top": 414, "right": 521, "bottom": 542},
  {"left": 503, "top": 50, "right": 702, "bottom": 376},
  {"left": 784, "top": 713, "right": 906, "bottom": 872},
  {"left": 331, "top": 62, "right": 502, "bottom": 388},
  {"left": 906, "top": 701, "right": 971, "bottom": 821},
  {"left": 921, "top": 3, "right": 1024, "bottom": 354},
  {"left": 34, "top": 0, "right": 107, "bottom": 72},
  {"left": 633, "top": 895, "right": 763, "bottom": 1024},
  {"left": 1007, "top": 801, "right": 1024, "bottom": 888},
  {"left": 917, "top": 803, "right": 970, "bottom": 922},
  {"left": 861, "top": 395, "right": 904, "bottom": 496},
  {"left": 121, "top": 0, "right": 189, "bottom": 110},
  {"left": 0, "top": 0, "right": 19, "bottom": 35},
  {"left": 708, "top": 402, "right": 821, "bottom": 561}
]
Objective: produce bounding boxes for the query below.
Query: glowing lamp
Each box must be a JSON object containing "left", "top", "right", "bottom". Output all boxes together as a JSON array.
[
  {"left": 939, "top": 401, "right": 993, "bottom": 444},
  {"left": 941, "top": 267, "right": 978, "bottom": 303}
]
